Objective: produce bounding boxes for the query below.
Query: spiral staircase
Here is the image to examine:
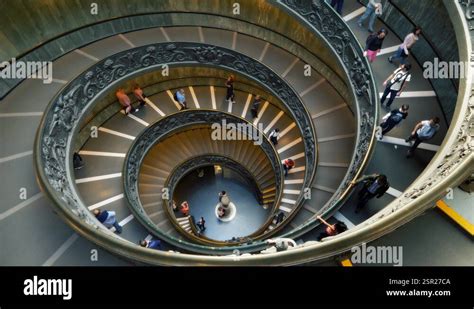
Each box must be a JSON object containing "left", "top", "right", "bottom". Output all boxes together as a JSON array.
[{"left": 0, "top": 0, "right": 472, "bottom": 266}]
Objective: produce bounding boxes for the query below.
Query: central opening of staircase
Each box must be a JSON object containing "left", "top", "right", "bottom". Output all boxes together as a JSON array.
[{"left": 174, "top": 164, "right": 269, "bottom": 241}]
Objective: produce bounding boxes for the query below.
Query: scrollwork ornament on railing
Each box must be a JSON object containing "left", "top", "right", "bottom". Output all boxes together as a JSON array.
[
  {"left": 279, "top": 0, "right": 373, "bottom": 101},
  {"left": 395, "top": 92, "right": 474, "bottom": 205},
  {"left": 459, "top": 0, "right": 474, "bottom": 29}
]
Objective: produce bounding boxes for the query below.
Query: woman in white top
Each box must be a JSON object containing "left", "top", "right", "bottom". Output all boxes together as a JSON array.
[
  {"left": 389, "top": 26, "right": 422, "bottom": 65},
  {"left": 269, "top": 128, "right": 280, "bottom": 146}
]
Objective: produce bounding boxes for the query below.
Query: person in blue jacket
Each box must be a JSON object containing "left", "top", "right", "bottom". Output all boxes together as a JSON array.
[{"left": 139, "top": 239, "right": 162, "bottom": 250}]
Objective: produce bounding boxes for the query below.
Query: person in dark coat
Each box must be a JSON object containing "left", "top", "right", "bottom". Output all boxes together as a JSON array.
[
  {"left": 139, "top": 239, "right": 162, "bottom": 250},
  {"left": 379, "top": 104, "right": 409, "bottom": 138},
  {"left": 364, "top": 28, "right": 387, "bottom": 63},
  {"left": 330, "top": 0, "right": 344, "bottom": 15},
  {"left": 225, "top": 75, "right": 235, "bottom": 103},
  {"left": 251, "top": 95, "right": 262, "bottom": 119},
  {"left": 351, "top": 174, "right": 389, "bottom": 213}
]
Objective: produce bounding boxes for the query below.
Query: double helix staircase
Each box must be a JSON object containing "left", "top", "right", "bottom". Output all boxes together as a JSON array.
[{"left": 0, "top": 0, "right": 470, "bottom": 266}]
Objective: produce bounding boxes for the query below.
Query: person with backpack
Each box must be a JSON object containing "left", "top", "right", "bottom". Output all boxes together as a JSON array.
[
  {"left": 389, "top": 27, "right": 422, "bottom": 65},
  {"left": 380, "top": 63, "right": 412, "bottom": 111},
  {"left": 405, "top": 117, "right": 440, "bottom": 158},
  {"left": 268, "top": 128, "right": 280, "bottom": 146},
  {"left": 316, "top": 215, "right": 348, "bottom": 241},
  {"left": 364, "top": 28, "right": 387, "bottom": 63},
  {"left": 351, "top": 174, "right": 390, "bottom": 213},
  {"left": 282, "top": 158, "right": 295, "bottom": 177},
  {"left": 93, "top": 209, "right": 123, "bottom": 233},
  {"left": 378, "top": 104, "right": 409, "bottom": 138},
  {"left": 174, "top": 89, "right": 187, "bottom": 110},
  {"left": 139, "top": 238, "right": 162, "bottom": 250},
  {"left": 225, "top": 75, "right": 235, "bottom": 104}
]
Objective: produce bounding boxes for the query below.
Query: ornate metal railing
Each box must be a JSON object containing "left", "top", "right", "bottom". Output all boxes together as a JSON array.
[
  {"left": 124, "top": 110, "right": 282, "bottom": 252},
  {"left": 163, "top": 154, "right": 273, "bottom": 244}
]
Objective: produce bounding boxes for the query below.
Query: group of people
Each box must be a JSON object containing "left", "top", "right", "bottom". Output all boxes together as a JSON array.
[
  {"left": 363, "top": 25, "right": 421, "bottom": 66},
  {"left": 224, "top": 74, "right": 266, "bottom": 121},
  {"left": 105, "top": 4, "right": 441, "bottom": 247},
  {"left": 91, "top": 208, "right": 165, "bottom": 251},
  {"left": 116, "top": 85, "right": 147, "bottom": 115},
  {"left": 315, "top": 172, "right": 390, "bottom": 240},
  {"left": 373, "top": 27, "right": 440, "bottom": 157},
  {"left": 345, "top": 6, "right": 441, "bottom": 159},
  {"left": 329, "top": 0, "right": 422, "bottom": 69},
  {"left": 172, "top": 200, "right": 207, "bottom": 234},
  {"left": 304, "top": 4, "right": 440, "bottom": 160},
  {"left": 116, "top": 84, "right": 190, "bottom": 114}
]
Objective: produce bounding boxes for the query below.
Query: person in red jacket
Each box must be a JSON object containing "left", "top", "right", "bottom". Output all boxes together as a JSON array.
[
  {"left": 282, "top": 158, "right": 295, "bottom": 177},
  {"left": 180, "top": 201, "right": 190, "bottom": 216}
]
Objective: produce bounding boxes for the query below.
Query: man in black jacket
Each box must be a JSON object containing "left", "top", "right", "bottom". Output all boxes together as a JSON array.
[{"left": 351, "top": 174, "right": 389, "bottom": 213}]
